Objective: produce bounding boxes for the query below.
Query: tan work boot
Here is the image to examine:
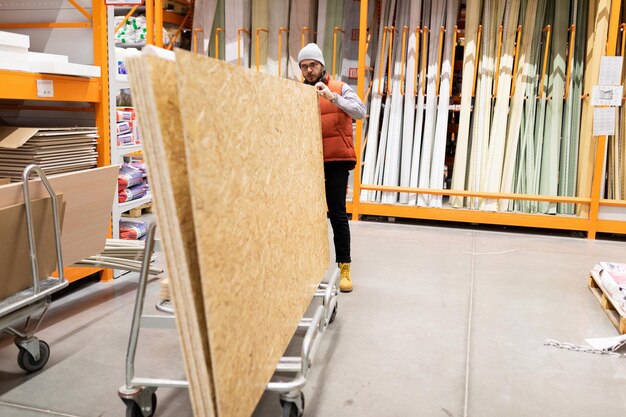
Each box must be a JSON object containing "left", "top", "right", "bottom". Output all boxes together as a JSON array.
[{"left": 339, "top": 263, "right": 353, "bottom": 292}]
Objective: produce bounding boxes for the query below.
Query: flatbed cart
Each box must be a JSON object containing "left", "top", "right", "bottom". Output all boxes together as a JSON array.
[
  {"left": 0, "top": 164, "right": 68, "bottom": 373},
  {"left": 118, "top": 222, "right": 340, "bottom": 417}
]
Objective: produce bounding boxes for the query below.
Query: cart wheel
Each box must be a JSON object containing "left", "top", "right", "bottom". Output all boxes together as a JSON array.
[
  {"left": 124, "top": 393, "right": 157, "bottom": 417},
  {"left": 280, "top": 393, "right": 304, "bottom": 417},
  {"left": 17, "top": 340, "right": 50, "bottom": 373},
  {"left": 329, "top": 304, "right": 338, "bottom": 324},
  {"left": 282, "top": 402, "right": 299, "bottom": 417}
]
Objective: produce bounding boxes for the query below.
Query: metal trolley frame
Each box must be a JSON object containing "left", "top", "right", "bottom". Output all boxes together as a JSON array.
[
  {"left": 0, "top": 164, "right": 68, "bottom": 373},
  {"left": 118, "top": 222, "right": 340, "bottom": 417}
]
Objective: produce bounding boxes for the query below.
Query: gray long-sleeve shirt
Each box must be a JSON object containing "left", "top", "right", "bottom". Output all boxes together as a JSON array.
[{"left": 334, "top": 84, "right": 367, "bottom": 120}]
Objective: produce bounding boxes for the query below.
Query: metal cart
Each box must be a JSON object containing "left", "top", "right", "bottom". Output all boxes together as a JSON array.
[
  {"left": 0, "top": 164, "right": 68, "bottom": 373},
  {"left": 118, "top": 222, "right": 339, "bottom": 417}
]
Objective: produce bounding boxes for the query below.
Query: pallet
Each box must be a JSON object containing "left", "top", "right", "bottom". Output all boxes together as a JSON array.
[
  {"left": 123, "top": 202, "right": 153, "bottom": 218},
  {"left": 588, "top": 270, "right": 626, "bottom": 334}
]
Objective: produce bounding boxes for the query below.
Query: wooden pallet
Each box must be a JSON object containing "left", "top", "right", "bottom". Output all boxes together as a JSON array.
[
  {"left": 588, "top": 270, "right": 626, "bottom": 334},
  {"left": 123, "top": 202, "right": 153, "bottom": 218}
]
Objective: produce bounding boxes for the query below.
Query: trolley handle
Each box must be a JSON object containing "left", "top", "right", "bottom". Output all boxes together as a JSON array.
[{"left": 21, "top": 164, "right": 65, "bottom": 292}]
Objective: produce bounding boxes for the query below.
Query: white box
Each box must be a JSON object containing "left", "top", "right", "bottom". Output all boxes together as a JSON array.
[
  {"left": 0, "top": 47, "right": 29, "bottom": 71},
  {"left": 28, "top": 61, "right": 101, "bottom": 78},
  {"left": 27, "top": 52, "right": 69, "bottom": 64},
  {"left": 0, "top": 30, "right": 29, "bottom": 49}
]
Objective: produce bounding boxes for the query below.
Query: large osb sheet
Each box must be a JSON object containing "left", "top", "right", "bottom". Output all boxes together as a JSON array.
[
  {"left": 126, "top": 54, "right": 216, "bottom": 417},
  {"left": 176, "top": 50, "right": 328, "bottom": 417}
]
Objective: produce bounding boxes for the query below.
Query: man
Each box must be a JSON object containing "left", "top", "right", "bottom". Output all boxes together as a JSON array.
[{"left": 297, "top": 43, "right": 366, "bottom": 293}]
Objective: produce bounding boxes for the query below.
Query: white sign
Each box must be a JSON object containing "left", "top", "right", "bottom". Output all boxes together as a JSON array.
[
  {"left": 593, "top": 107, "right": 616, "bottom": 136},
  {"left": 599, "top": 56, "right": 624, "bottom": 86},
  {"left": 591, "top": 85, "right": 623, "bottom": 107},
  {"left": 36, "top": 79, "right": 54, "bottom": 98}
]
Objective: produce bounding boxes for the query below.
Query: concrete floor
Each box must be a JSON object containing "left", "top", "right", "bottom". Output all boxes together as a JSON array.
[{"left": 1, "top": 220, "right": 626, "bottom": 416}]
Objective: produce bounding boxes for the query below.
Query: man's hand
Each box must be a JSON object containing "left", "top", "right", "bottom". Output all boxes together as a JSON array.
[{"left": 315, "top": 82, "right": 335, "bottom": 102}]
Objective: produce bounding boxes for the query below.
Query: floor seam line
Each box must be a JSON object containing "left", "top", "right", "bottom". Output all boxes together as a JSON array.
[
  {"left": 463, "top": 230, "right": 477, "bottom": 417},
  {"left": 0, "top": 400, "right": 82, "bottom": 417}
]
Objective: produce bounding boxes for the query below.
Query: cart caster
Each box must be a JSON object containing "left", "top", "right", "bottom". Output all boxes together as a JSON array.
[
  {"left": 122, "top": 393, "right": 157, "bottom": 417},
  {"left": 280, "top": 392, "right": 304, "bottom": 417},
  {"left": 16, "top": 340, "right": 50, "bottom": 373},
  {"left": 329, "top": 304, "right": 338, "bottom": 324}
]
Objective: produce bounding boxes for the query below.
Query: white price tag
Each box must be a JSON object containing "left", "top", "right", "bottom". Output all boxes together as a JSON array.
[
  {"left": 36, "top": 80, "right": 54, "bottom": 98},
  {"left": 599, "top": 56, "right": 624, "bottom": 86},
  {"left": 593, "top": 107, "right": 616, "bottom": 136}
]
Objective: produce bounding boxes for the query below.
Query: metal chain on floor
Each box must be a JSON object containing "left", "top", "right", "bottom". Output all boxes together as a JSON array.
[{"left": 544, "top": 338, "right": 626, "bottom": 358}]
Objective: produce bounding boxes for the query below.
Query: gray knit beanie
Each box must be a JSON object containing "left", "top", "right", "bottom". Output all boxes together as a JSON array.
[{"left": 297, "top": 43, "right": 325, "bottom": 67}]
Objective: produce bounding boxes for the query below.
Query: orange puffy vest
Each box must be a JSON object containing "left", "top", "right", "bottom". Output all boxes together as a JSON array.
[{"left": 318, "top": 74, "right": 356, "bottom": 168}]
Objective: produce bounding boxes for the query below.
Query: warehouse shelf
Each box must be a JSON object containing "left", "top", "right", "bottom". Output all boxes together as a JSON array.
[
  {"left": 118, "top": 195, "right": 152, "bottom": 213},
  {"left": 348, "top": 0, "right": 625, "bottom": 240},
  {"left": 0, "top": 0, "right": 112, "bottom": 281}
]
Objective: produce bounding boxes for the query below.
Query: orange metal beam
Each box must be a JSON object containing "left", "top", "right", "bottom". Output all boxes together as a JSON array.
[
  {"left": 493, "top": 24, "right": 503, "bottom": 96},
  {"left": 538, "top": 25, "right": 551, "bottom": 98},
  {"left": 472, "top": 24, "right": 482, "bottom": 97},
  {"left": 215, "top": 27, "right": 225, "bottom": 59},
  {"left": 358, "top": 184, "right": 590, "bottom": 204},
  {"left": 400, "top": 26, "right": 408, "bottom": 95},
  {"left": 333, "top": 27, "right": 345, "bottom": 79},
  {"left": 564, "top": 24, "right": 575, "bottom": 99},
  {"left": 67, "top": 0, "right": 92, "bottom": 20},
  {"left": 414, "top": 27, "right": 421, "bottom": 97},
  {"left": 589, "top": 0, "right": 622, "bottom": 238},
  {"left": 511, "top": 25, "right": 522, "bottom": 97},
  {"left": 0, "top": 70, "right": 100, "bottom": 102},
  {"left": 356, "top": 202, "right": 589, "bottom": 232},
  {"left": 278, "top": 27, "right": 289, "bottom": 76},
  {"left": 352, "top": 0, "right": 368, "bottom": 221},
  {"left": 256, "top": 27, "right": 269, "bottom": 71},
  {"left": 155, "top": 0, "right": 164, "bottom": 48},
  {"left": 435, "top": 25, "right": 445, "bottom": 96},
  {"left": 193, "top": 28, "right": 204, "bottom": 54}
]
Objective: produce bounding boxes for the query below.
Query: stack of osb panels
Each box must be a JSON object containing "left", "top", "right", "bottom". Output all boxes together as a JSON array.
[{"left": 126, "top": 47, "right": 329, "bottom": 417}]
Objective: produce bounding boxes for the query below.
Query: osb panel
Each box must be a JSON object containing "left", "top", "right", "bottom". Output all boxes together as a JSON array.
[
  {"left": 0, "top": 166, "right": 117, "bottom": 265},
  {"left": 126, "top": 55, "right": 216, "bottom": 417},
  {"left": 176, "top": 49, "right": 329, "bottom": 417}
]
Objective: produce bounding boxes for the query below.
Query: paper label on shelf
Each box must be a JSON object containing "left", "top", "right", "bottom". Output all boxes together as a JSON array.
[
  {"left": 36, "top": 80, "right": 54, "bottom": 98},
  {"left": 593, "top": 107, "right": 616, "bottom": 136},
  {"left": 598, "top": 56, "right": 624, "bottom": 86},
  {"left": 591, "top": 85, "right": 623, "bottom": 107}
]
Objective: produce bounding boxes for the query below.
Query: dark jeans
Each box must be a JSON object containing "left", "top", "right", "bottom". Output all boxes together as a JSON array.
[{"left": 324, "top": 162, "right": 351, "bottom": 264}]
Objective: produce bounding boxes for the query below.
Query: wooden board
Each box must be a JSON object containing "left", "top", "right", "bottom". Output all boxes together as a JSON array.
[
  {"left": 126, "top": 51, "right": 215, "bottom": 417},
  {"left": 175, "top": 49, "right": 329, "bottom": 417},
  {"left": 0, "top": 166, "right": 117, "bottom": 266},
  {"left": 450, "top": 0, "right": 482, "bottom": 208},
  {"left": 577, "top": 0, "right": 611, "bottom": 216},
  {"left": 0, "top": 194, "right": 64, "bottom": 301}
]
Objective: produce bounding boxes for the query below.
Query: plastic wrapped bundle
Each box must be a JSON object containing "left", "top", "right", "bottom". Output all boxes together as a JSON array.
[
  {"left": 118, "top": 182, "right": 149, "bottom": 203},
  {"left": 120, "top": 219, "right": 148, "bottom": 240}
]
